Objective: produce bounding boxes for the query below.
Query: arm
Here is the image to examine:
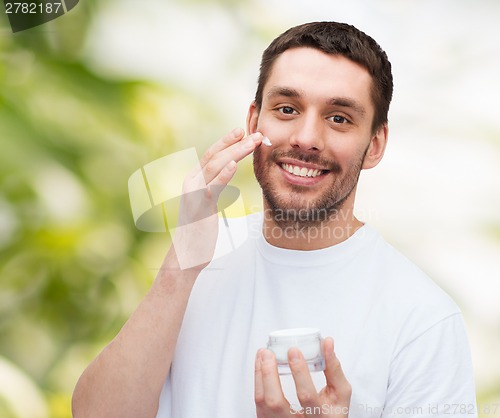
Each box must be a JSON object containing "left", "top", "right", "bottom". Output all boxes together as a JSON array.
[{"left": 72, "top": 128, "right": 264, "bottom": 418}]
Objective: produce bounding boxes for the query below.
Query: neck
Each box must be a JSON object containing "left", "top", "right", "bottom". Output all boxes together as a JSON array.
[{"left": 261, "top": 198, "right": 364, "bottom": 251}]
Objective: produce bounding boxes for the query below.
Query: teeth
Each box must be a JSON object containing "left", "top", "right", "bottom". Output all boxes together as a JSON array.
[{"left": 281, "top": 163, "right": 324, "bottom": 178}]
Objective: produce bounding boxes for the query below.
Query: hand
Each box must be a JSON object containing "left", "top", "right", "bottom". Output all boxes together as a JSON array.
[
  {"left": 169, "top": 128, "right": 263, "bottom": 270},
  {"left": 255, "top": 337, "right": 351, "bottom": 417}
]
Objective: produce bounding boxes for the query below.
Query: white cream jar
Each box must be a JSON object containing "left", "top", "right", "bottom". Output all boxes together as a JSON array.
[{"left": 267, "top": 328, "right": 325, "bottom": 375}]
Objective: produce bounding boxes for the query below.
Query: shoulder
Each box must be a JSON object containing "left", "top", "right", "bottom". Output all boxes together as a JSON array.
[
  {"left": 358, "top": 225, "right": 462, "bottom": 348},
  {"left": 364, "top": 225, "right": 459, "bottom": 310}
]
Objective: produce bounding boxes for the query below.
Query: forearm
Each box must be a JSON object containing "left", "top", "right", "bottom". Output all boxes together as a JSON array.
[
  {"left": 72, "top": 129, "right": 262, "bottom": 417},
  {"left": 72, "top": 249, "right": 199, "bottom": 418}
]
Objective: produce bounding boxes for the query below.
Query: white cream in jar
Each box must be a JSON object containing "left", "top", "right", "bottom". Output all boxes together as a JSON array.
[{"left": 267, "top": 328, "right": 325, "bottom": 375}]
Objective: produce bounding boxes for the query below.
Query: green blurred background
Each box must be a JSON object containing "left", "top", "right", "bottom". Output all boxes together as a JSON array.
[{"left": 1, "top": 0, "right": 499, "bottom": 417}]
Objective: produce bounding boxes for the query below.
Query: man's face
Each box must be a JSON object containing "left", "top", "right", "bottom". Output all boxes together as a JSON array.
[{"left": 249, "top": 47, "right": 383, "bottom": 226}]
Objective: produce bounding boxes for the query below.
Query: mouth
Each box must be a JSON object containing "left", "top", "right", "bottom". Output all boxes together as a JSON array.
[
  {"left": 280, "top": 162, "right": 327, "bottom": 178},
  {"left": 277, "top": 160, "right": 331, "bottom": 186}
]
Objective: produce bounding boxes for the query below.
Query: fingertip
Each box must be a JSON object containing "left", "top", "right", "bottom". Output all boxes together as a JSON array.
[
  {"left": 231, "top": 127, "right": 244, "bottom": 138},
  {"left": 248, "top": 131, "right": 263, "bottom": 142},
  {"left": 255, "top": 349, "right": 262, "bottom": 369},
  {"left": 323, "top": 337, "right": 334, "bottom": 359},
  {"left": 287, "top": 347, "right": 301, "bottom": 363},
  {"left": 261, "top": 348, "right": 276, "bottom": 364}
]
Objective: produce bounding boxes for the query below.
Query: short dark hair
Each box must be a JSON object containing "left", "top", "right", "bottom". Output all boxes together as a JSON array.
[{"left": 255, "top": 22, "right": 393, "bottom": 132}]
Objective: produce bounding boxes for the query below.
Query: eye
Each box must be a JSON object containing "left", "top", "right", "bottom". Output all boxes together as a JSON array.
[
  {"left": 277, "top": 106, "right": 298, "bottom": 115},
  {"left": 328, "top": 115, "right": 349, "bottom": 124}
]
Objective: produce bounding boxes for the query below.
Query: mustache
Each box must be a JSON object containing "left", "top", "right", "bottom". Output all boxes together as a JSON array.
[{"left": 271, "top": 149, "right": 341, "bottom": 173}]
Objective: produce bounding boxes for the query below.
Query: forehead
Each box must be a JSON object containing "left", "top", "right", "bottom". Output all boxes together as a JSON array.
[{"left": 263, "top": 47, "right": 374, "bottom": 114}]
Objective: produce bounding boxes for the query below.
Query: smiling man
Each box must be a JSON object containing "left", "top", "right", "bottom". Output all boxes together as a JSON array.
[
  {"left": 250, "top": 47, "right": 385, "bottom": 250},
  {"left": 73, "top": 22, "right": 477, "bottom": 418}
]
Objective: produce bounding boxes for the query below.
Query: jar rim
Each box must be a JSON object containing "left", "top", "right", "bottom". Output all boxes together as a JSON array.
[{"left": 268, "top": 327, "right": 321, "bottom": 342}]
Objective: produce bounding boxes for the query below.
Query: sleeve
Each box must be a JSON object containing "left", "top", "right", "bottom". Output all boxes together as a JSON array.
[{"left": 381, "top": 313, "right": 477, "bottom": 417}]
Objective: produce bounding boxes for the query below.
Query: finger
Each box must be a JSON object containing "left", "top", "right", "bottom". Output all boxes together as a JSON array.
[
  {"left": 323, "top": 337, "right": 352, "bottom": 402},
  {"left": 199, "top": 127, "right": 245, "bottom": 168},
  {"left": 180, "top": 159, "right": 237, "bottom": 220},
  {"left": 288, "top": 348, "right": 320, "bottom": 409},
  {"left": 259, "top": 349, "right": 289, "bottom": 414},
  {"left": 177, "top": 159, "right": 237, "bottom": 228},
  {"left": 201, "top": 131, "right": 263, "bottom": 185},
  {"left": 255, "top": 349, "right": 265, "bottom": 407},
  {"left": 206, "top": 159, "right": 237, "bottom": 200}
]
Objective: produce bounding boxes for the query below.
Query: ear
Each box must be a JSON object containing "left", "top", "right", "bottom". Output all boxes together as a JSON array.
[
  {"left": 246, "top": 101, "right": 259, "bottom": 135},
  {"left": 362, "top": 123, "right": 388, "bottom": 169}
]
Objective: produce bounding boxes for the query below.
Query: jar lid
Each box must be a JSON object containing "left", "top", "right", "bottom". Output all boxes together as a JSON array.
[{"left": 268, "top": 328, "right": 321, "bottom": 344}]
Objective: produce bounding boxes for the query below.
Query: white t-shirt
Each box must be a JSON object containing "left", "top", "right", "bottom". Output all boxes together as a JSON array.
[{"left": 156, "top": 214, "right": 476, "bottom": 417}]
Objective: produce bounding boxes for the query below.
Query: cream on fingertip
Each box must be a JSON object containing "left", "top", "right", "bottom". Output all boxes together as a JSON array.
[{"left": 262, "top": 137, "right": 272, "bottom": 146}]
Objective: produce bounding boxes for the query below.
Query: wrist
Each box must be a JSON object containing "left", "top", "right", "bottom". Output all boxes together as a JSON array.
[{"left": 153, "top": 247, "right": 202, "bottom": 292}]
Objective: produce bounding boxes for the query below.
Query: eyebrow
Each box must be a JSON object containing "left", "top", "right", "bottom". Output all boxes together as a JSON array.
[
  {"left": 266, "top": 86, "right": 301, "bottom": 100},
  {"left": 266, "top": 86, "right": 366, "bottom": 117},
  {"left": 328, "top": 97, "right": 366, "bottom": 117}
]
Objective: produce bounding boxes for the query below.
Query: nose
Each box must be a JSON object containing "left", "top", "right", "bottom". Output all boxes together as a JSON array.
[{"left": 289, "top": 112, "right": 325, "bottom": 152}]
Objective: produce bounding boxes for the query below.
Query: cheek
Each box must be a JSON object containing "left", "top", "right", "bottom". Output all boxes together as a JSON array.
[
  {"left": 340, "top": 144, "right": 370, "bottom": 169},
  {"left": 254, "top": 145, "right": 273, "bottom": 167},
  {"left": 331, "top": 134, "right": 370, "bottom": 159},
  {"left": 332, "top": 146, "right": 354, "bottom": 163},
  {"left": 256, "top": 115, "right": 291, "bottom": 144}
]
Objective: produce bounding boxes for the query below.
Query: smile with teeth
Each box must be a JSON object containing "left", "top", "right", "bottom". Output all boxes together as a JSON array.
[{"left": 281, "top": 163, "right": 326, "bottom": 178}]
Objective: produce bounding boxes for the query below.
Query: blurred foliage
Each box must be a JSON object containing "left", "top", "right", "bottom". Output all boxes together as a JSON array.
[
  {"left": 0, "top": 1, "right": 184, "bottom": 416},
  {"left": 0, "top": 0, "right": 262, "bottom": 415}
]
